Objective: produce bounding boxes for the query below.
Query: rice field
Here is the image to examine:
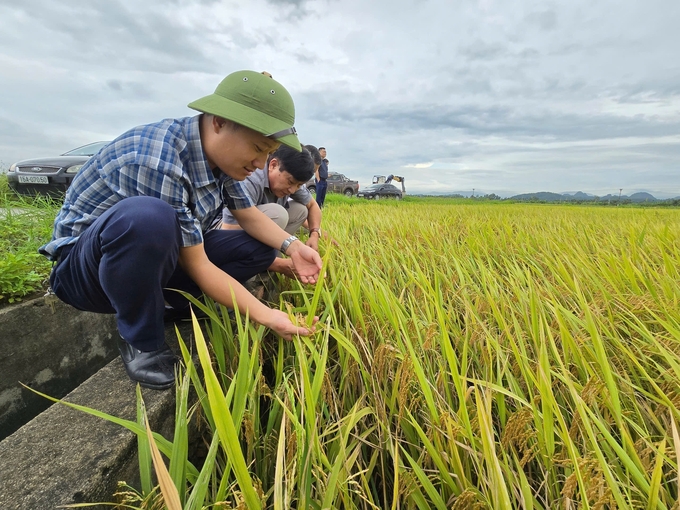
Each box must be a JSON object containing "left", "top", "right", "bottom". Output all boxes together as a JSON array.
[{"left": 76, "top": 199, "right": 680, "bottom": 509}]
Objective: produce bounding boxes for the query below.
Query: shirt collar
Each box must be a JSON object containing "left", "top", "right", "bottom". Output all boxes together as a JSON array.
[{"left": 184, "top": 115, "right": 219, "bottom": 188}]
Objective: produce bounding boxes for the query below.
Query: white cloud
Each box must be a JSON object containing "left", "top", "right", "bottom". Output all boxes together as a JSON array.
[{"left": 404, "top": 162, "right": 434, "bottom": 169}]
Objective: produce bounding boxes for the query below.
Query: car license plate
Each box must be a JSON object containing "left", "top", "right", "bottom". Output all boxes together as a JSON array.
[
  {"left": 18, "top": 175, "right": 49, "bottom": 184},
  {"left": 357, "top": 193, "right": 364, "bottom": 197}
]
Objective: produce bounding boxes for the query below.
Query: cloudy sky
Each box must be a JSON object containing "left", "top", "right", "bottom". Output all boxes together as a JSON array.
[{"left": 1, "top": 0, "right": 679, "bottom": 197}]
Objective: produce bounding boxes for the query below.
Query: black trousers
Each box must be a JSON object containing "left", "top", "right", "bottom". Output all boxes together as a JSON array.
[{"left": 50, "top": 196, "right": 275, "bottom": 351}]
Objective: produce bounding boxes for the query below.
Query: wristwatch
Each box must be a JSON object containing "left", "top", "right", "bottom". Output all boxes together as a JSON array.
[
  {"left": 280, "top": 235, "right": 298, "bottom": 254},
  {"left": 310, "top": 227, "right": 321, "bottom": 236}
]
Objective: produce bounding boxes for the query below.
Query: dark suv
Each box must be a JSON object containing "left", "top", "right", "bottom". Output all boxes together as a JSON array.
[{"left": 306, "top": 172, "right": 359, "bottom": 196}]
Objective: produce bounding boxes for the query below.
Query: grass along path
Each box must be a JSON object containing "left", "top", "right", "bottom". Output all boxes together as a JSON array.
[{"left": 0, "top": 177, "right": 59, "bottom": 304}]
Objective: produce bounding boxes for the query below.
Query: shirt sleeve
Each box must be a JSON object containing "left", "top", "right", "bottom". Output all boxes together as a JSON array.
[
  {"left": 291, "top": 185, "right": 313, "bottom": 205},
  {"left": 222, "top": 178, "right": 256, "bottom": 210}
]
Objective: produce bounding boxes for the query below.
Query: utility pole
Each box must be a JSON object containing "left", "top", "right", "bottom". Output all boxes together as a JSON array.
[
  {"left": 472, "top": 188, "right": 475, "bottom": 198},
  {"left": 618, "top": 188, "right": 623, "bottom": 205}
]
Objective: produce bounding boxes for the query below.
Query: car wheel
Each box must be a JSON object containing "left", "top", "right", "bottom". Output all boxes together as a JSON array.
[
  {"left": 308, "top": 186, "right": 316, "bottom": 195},
  {"left": 343, "top": 189, "right": 354, "bottom": 197},
  {"left": 374, "top": 194, "right": 380, "bottom": 201},
  {"left": 395, "top": 194, "right": 402, "bottom": 200}
]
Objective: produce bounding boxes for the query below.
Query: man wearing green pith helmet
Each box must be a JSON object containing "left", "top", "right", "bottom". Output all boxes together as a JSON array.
[{"left": 40, "top": 70, "right": 321, "bottom": 390}]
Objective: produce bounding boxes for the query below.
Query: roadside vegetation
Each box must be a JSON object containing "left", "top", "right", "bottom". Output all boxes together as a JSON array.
[
  {"left": 0, "top": 175, "right": 59, "bottom": 303},
  {"left": 49, "top": 199, "right": 680, "bottom": 508}
]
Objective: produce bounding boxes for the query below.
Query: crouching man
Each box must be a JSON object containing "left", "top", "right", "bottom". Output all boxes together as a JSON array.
[
  {"left": 222, "top": 144, "right": 324, "bottom": 277},
  {"left": 40, "top": 70, "right": 321, "bottom": 390}
]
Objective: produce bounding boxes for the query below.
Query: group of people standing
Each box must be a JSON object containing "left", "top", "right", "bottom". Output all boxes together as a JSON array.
[{"left": 39, "top": 70, "right": 333, "bottom": 390}]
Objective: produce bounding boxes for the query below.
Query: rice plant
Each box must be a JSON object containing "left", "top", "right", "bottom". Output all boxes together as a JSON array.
[{"left": 54, "top": 199, "right": 680, "bottom": 509}]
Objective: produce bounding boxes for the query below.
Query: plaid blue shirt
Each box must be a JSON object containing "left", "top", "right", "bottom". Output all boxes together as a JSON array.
[{"left": 39, "top": 115, "right": 255, "bottom": 260}]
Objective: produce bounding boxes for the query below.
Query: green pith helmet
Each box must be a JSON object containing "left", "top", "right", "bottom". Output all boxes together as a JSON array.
[{"left": 188, "top": 70, "right": 301, "bottom": 151}]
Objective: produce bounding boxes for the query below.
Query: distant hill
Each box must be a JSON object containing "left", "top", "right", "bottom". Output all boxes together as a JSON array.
[
  {"left": 511, "top": 192, "right": 567, "bottom": 201},
  {"left": 629, "top": 192, "right": 658, "bottom": 201},
  {"left": 568, "top": 191, "right": 595, "bottom": 200},
  {"left": 408, "top": 190, "right": 680, "bottom": 201},
  {"left": 510, "top": 191, "right": 660, "bottom": 202}
]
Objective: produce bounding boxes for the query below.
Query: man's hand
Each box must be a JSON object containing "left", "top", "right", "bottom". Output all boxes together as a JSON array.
[
  {"left": 306, "top": 231, "right": 320, "bottom": 251},
  {"left": 286, "top": 241, "right": 322, "bottom": 283},
  {"left": 264, "top": 309, "right": 319, "bottom": 340},
  {"left": 179, "top": 244, "right": 319, "bottom": 341},
  {"left": 268, "top": 257, "right": 298, "bottom": 279}
]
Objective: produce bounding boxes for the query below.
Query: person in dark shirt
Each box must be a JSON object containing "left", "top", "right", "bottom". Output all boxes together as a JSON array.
[{"left": 315, "top": 146, "right": 329, "bottom": 208}]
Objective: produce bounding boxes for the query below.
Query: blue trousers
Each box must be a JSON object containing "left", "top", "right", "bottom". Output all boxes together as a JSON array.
[
  {"left": 50, "top": 196, "right": 276, "bottom": 351},
  {"left": 315, "top": 179, "right": 328, "bottom": 208}
]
